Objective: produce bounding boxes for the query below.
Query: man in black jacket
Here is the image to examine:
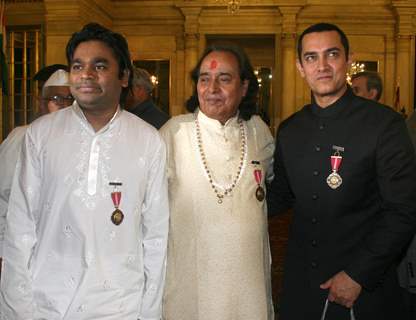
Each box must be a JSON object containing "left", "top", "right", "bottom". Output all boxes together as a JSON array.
[
  {"left": 125, "top": 67, "right": 169, "bottom": 129},
  {"left": 267, "top": 22, "right": 416, "bottom": 320}
]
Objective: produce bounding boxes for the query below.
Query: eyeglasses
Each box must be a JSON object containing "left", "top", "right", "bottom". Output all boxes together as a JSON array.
[{"left": 43, "top": 95, "right": 74, "bottom": 106}]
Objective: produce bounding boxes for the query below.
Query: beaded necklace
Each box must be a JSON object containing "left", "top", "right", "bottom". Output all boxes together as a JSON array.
[{"left": 195, "top": 115, "right": 246, "bottom": 204}]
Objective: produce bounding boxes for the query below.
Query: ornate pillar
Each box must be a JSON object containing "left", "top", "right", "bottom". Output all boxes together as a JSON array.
[
  {"left": 178, "top": 5, "right": 202, "bottom": 101},
  {"left": 278, "top": 6, "right": 302, "bottom": 121},
  {"left": 384, "top": 35, "right": 396, "bottom": 106},
  {"left": 174, "top": 34, "right": 186, "bottom": 115},
  {"left": 393, "top": 5, "right": 416, "bottom": 116}
]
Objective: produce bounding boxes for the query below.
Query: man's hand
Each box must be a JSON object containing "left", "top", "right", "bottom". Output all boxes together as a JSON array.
[{"left": 320, "top": 271, "right": 362, "bottom": 308}]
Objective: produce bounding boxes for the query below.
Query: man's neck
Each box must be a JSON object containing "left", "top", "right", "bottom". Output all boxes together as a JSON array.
[
  {"left": 314, "top": 85, "right": 348, "bottom": 108},
  {"left": 81, "top": 104, "right": 119, "bottom": 132}
]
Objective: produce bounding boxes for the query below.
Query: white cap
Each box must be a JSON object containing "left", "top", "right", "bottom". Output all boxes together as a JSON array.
[
  {"left": 42, "top": 69, "right": 70, "bottom": 97},
  {"left": 43, "top": 69, "right": 69, "bottom": 88}
]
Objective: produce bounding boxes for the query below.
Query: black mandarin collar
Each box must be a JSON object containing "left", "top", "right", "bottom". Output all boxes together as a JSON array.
[{"left": 309, "top": 86, "right": 355, "bottom": 118}]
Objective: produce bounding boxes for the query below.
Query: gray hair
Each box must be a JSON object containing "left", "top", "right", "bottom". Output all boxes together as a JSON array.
[
  {"left": 132, "top": 67, "right": 154, "bottom": 94},
  {"left": 351, "top": 71, "right": 383, "bottom": 101}
]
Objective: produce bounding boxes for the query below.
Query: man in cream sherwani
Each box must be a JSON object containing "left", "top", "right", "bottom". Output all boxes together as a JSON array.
[{"left": 161, "top": 44, "right": 274, "bottom": 320}]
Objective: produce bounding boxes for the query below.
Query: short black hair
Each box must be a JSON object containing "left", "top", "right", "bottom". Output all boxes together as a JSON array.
[
  {"left": 65, "top": 23, "right": 133, "bottom": 107},
  {"left": 297, "top": 23, "right": 349, "bottom": 63},
  {"left": 33, "top": 64, "right": 68, "bottom": 82},
  {"left": 186, "top": 43, "right": 258, "bottom": 121},
  {"left": 352, "top": 71, "right": 383, "bottom": 101}
]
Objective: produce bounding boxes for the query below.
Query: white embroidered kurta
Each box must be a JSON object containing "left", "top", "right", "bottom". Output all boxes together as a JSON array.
[
  {"left": 0, "top": 103, "right": 169, "bottom": 320},
  {"left": 0, "top": 125, "right": 27, "bottom": 257},
  {"left": 160, "top": 111, "right": 275, "bottom": 320}
]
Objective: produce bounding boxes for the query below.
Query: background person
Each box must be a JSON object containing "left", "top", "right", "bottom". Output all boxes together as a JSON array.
[
  {"left": 351, "top": 71, "right": 383, "bottom": 101},
  {"left": 125, "top": 67, "right": 169, "bottom": 129},
  {"left": 0, "top": 69, "right": 72, "bottom": 278}
]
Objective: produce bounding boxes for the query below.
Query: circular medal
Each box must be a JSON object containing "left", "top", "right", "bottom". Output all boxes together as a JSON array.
[
  {"left": 111, "top": 209, "right": 124, "bottom": 225},
  {"left": 326, "top": 172, "right": 342, "bottom": 189},
  {"left": 255, "top": 186, "right": 265, "bottom": 201}
]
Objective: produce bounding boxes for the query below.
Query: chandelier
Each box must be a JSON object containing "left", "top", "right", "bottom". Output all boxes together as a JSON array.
[
  {"left": 346, "top": 61, "right": 365, "bottom": 84},
  {"left": 216, "top": 0, "right": 241, "bottom": 14}
]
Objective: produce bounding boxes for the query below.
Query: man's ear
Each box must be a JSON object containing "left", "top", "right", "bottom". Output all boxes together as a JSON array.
[
  {"left": 121, "top": 69, "right": 130, "bottom": 88},
  {"left": 242, "top": 79, "right": 249, "bottom": 97},
  {"left": 368, "top": 88, "right": 378, "bottom": 101},
  {"left": 296, "top": 59, "right": 305, "bottom": 78}
]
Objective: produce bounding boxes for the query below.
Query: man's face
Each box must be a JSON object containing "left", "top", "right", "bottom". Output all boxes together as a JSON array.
[
  {"left": 352, "top": 76, "right": 377, "bottom": 101},
  {"left": 296, "top": 30, "right": 351, "bottom": 106},
  {"left": 69, "top": 40, "right": 129, "bottom": 111},
  {"left": 124, "top": 85, "right": 147, "bottom": 110},
  {"left": 197, "top": 51, "right": 248, "bottom": 124},
  {"left": 43, "top": 86, "right": 73, "bottom": 113}
]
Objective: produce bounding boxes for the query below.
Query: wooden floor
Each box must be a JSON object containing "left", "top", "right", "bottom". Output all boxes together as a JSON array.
[{"left": 268, "top": 211, "right": 292, "bottom": 319}]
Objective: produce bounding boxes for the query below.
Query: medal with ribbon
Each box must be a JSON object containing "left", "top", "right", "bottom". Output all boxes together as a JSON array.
[
  {"left": 326, "top": 146, "right": 344, "bottom": 190},
  {"left": 252, "top": 161, "right": 265, "bottom": 201},
  {"left": 109, "top": 182, "right": 124, "bottom": 225}
]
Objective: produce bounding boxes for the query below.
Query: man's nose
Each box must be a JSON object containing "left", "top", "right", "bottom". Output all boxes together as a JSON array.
[
  {"left": 317, "top": 56, "right": 329, "bottom": 71},
  {"left": 208, "top": 78, "right": 220, "bottom": 92},
  {"left": 80, "top": 66, "right": 96, "bottom": 79}
]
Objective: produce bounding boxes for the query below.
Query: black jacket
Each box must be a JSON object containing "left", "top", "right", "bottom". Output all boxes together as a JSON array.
[
  {"left": 129, "top": 99, "right": 169, "bottom": 129},
  {"left": 267, "top": 88, "right": 416, "bottom": 319}
]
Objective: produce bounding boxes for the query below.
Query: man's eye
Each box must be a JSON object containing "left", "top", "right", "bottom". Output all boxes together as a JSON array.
[
  {"left": 96, "top": 65, "right": 106, "bottom": 70},
  {"left": 304, "top": 55, "right": 316, "bottom": 62},
  {"left": 328, "top": 51, "right": 339, "bottom": 58},
  {"left": 199, "top": 77, "right": 209, "bottom": 84},
  {"left": 71, "top": 64, "right": 82, "bottom": 71},
  {"left": 219, "top": 76, "right": 231, "bottom": 83}
]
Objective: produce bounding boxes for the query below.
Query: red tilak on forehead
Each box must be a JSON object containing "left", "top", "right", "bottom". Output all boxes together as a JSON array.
[{"left": 210, "top": 60, "right": 218, "bottom": 69}]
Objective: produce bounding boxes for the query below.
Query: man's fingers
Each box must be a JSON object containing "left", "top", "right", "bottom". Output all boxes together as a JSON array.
[{"left": 320, "top": 278, "right": 332, "bottom": 289}]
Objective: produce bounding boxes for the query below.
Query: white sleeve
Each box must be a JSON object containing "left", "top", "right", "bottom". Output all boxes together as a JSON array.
[
  {"left": 0, "top": 128, "right": 40, "bottom": 319},
  {"left": 139, "top": 135, "right": 169, "bottom": 320},
  {"left": 0, "top": 127, "right": 26, "bottom": 257}
]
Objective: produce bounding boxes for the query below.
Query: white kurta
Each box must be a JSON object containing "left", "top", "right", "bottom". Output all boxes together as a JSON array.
[
  {"left": 0, "top": 103, "right": 169, "bottom": 320},
  {"left": 160, "top": 110, "right": 275, "bottom": 320},
  {"left": 0, "top": 126, "right": 27, "bottom": 257}
]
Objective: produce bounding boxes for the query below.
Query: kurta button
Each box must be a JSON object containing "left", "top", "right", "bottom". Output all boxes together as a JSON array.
[
  {"left": 311, "top": 261, "right": 318, "bottom": 268},
  {"left": 319, "top": 124, "right": 325, "bottom": 130},
  {"left": 311, "top": 240, "right": 317, "bottom": 247},
  {"left": 311, "top": 217, "right": 317, "bottom": 224},
  {"left": 312, "top": 194, "right": 318, "bottom": 200},
  {"left": 313, "top": 170, "right": 319, "bottom": 176},
  {"left": 315, "top": 146, "right": 321, "bottom": 152}
]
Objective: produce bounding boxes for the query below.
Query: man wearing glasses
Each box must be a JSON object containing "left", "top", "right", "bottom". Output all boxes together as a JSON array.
[{"left": 0, "top": 69, "right": 72, "bottom": 278}]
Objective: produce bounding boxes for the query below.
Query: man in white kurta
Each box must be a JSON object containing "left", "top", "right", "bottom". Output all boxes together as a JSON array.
[
  {"left": 0, "top": 23, "right": 169, "bottom": 320},
  {"left": 0, "top": 69, "right": 72, "bottom": 273},
  {"left": 161, "top": 45, "right": 274, "bottom": 320}
]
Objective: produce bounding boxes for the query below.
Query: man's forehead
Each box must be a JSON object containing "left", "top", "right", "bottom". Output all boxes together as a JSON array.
[
  {"left": 301, "top": 31, "right": 344, "bottom": 53},
  {"left": 200, "top": 52, "right": 238, "bottom": 73},
  {"left": 72, "top": 40, "right": 115, "bottom": 60}
]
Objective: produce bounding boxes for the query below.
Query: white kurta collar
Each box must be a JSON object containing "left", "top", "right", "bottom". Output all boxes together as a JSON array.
[
  {"left": 197, "top": 108, "right": 240, "bottom": 130},
  {"left": 72, "top": 102, "right": 122, "bottom": 135}
]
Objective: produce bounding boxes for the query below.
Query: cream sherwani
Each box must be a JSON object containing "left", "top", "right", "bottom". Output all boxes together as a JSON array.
[
  {"left": 0, "top": 103, "right": 169, "bottom": 320},
  {"left": 161, "top": 110, "right": 274, "bottom": 320}
]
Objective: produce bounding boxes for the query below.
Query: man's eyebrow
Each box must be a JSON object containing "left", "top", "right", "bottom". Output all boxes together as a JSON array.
[
  {"left": 303, "top": 47, "right": 341, "bottom": 57},
  {"left": 71, "top": 57, "right": 110, "bottom": 64}
]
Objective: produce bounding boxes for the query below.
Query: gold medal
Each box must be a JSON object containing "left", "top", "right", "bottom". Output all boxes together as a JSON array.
[
  {"left": 111, "top": 209, "right": 124, "bottom": 225},
  {"left": 252, "top": 161, "right": 265, "bottom": 202},
  {"left": 110, "top": 182, "right": 124, "bottom": 226},
  {"left": 256, "top": 186, "right": 265, "bottom": 201},
  {"left": 327, "top": 147, "right": 344, "bottom": 190},
  {"left": 326, "top": 172, "right": 342, "bottom": 189}
]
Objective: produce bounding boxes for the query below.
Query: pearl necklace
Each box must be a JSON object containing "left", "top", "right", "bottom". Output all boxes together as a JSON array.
[{"left": 195, "top": 115, "right": 246, "bottom": 204}]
